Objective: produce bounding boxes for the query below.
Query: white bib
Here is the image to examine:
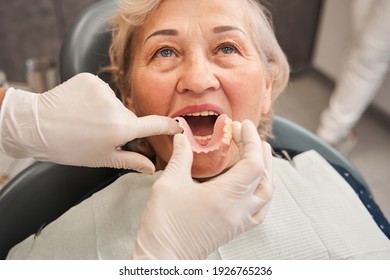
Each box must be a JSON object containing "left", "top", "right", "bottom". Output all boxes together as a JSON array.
[{"left": 7, "top": 150, "right": 390, "bottom": 259}]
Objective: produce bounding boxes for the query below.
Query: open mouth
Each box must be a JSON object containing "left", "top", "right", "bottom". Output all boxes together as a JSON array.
[
  {"left": 182, "top": 111, "right": 219, "bottom": 145},
  {"left": 175, "top": 112, "right": 232, "bottom": 153}
]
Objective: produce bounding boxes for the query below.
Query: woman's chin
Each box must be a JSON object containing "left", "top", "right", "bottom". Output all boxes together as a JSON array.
[
  {"left": 152, "top": 137, "right": 239, "bottom": 180},
  {"left": 191, "top": 163, "right": 225, "bottom": 180},
  {"left": 190, "top": 146, "right": 238, "bottom": 180}
]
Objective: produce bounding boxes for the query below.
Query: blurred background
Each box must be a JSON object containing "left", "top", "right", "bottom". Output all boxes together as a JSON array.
[{"left": 0, "top": 0, "right": 389, "bottom": 218}]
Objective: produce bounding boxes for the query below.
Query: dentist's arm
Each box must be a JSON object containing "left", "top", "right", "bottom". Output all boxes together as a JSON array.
[
  {"left": 0, "top": 73, "right": 181, "bottom": 173},
  {"left": 134, "top": 120, "right": 274, "bottom": 259}
]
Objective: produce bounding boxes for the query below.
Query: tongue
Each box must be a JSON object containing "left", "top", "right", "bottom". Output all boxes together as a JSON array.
[
  {"left": 175, "top": 114, "right": 231, "bottom": 153},
  {"left": 183, "top": 115, "right": 216, "bottom": 136}
]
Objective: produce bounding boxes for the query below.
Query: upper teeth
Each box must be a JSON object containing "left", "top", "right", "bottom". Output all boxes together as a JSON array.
[{"left": 182, "top": 111, "right": 219, "bottom": 117}]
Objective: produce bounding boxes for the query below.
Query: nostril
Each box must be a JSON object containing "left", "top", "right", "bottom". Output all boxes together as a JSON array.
[{"left": 177, "top": 63, "right": 220, "bottom": 94}]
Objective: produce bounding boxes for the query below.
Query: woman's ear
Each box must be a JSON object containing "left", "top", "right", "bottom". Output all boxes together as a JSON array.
[{"left": 262, "top": 73, "right": 273, "bottom": 114}]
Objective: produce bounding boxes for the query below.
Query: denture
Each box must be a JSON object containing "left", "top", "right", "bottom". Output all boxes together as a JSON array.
[{"left": 175, "top": 113, "right": 232, "bottom": 153}]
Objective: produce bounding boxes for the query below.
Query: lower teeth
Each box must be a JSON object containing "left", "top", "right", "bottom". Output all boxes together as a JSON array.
[
  {"left": 193, "top": 135, "right": 212, "bottom": 141},
  {"left": 193, "top": 118, "right": 232, "bottom": 145}
]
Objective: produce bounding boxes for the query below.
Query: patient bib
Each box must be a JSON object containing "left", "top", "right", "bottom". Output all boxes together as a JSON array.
[{"left": 7, "top": 150, "right": 390, "bottom": 259}]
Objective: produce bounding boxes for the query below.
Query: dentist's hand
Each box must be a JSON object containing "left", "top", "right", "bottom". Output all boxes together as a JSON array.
[
  {"left": 134, "top": 120, "right": 274, "bottom": 259},
  {"left": 0, "top": 73, "right": 181, "bottom": 173}
]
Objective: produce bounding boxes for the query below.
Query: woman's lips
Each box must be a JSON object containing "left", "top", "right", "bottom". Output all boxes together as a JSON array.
[{"left": 174, "top": 114, "right": 232, "bottom": 153}]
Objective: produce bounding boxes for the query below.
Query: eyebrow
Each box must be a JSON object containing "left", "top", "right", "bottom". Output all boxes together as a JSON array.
[
  {"left": 213, "top": 25, "right": 246, "bottom": 36},
  {"left": 144, "top": 29, "right": 178, "bottom": 44},
  {"left": 144, "top": 25, "right": 246, "bottom": 45}
]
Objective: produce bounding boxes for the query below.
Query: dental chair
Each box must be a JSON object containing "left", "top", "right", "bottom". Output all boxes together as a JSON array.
[{"left": 0, "top": 0, "right": 370, "bottom": 259}]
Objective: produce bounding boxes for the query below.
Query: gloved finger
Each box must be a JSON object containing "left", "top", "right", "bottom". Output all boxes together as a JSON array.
[
  {"left": 238, "top": 120, "right": 263, "bottom": 160},
  {"left": 249, "top": 143, "right": 274, "bottom": 223},
  {"left": 231, "top": 121, "right": 242, "bottom": 148},
  {"left": 216, "top": 120, "right": 264, "bottom": 186},
  {"left": 159, "top": 133, "right": 193, "bottom": 182},
  {"left": 135, "top": 115, "right": 183, "bottom": 138},
  {"left": 231, "top": 119, "right": 261, "bottom": 161},
  {"left": 253, "top": 142, "right": 274, "bottom": 201},
  {"left": 250, "top": 198, "right": 273, "bottom": 224},
  {"left": 234, "top": 196, "right": 269, "bottom": 236},
  {"left": 50, "top": 73, "right": 117, "bottom": 98},
  {"left": 108, "top": 150, "right": 156, "bottom": 174}
]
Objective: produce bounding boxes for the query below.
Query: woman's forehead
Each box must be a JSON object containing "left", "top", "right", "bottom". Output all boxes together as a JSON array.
[{"left": 141, "top": 0, "right": 249, "bottom": 34}]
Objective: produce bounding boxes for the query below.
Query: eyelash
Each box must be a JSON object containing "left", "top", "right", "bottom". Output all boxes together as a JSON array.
[
  {"left": 216, "top": 43, "right": 240, "bottom": 55},
  {"left": 152, "top": 47, "right": 176, "bottom": 59},
  {"left": 150, "top": 41, "right": 240, "bottom": 60}
]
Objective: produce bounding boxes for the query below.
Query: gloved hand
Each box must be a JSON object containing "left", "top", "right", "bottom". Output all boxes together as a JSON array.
[
  {"left": 0, "top": 73, "right": 181, "bottom": 173},
  {"left": 133, "top": 120, "right": 274, "bottom": 259}
]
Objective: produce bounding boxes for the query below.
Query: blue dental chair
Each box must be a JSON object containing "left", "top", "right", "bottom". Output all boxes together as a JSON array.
[{"left": 0, "top": 0, "right": 371, "bottom": 259}]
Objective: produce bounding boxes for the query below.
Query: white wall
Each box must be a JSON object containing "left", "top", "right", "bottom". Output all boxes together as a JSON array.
[{"left": 313, "top": 0, "right": 390, "bottom": 117}]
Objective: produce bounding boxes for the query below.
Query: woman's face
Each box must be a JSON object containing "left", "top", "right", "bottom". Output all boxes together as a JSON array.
[{"left": 126, "top": 0, "right": 273, "bottom": 178}]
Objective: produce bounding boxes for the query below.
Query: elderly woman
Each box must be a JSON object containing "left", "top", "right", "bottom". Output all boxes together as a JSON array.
[{"left": 7, "top": 0, "right": 390, "bottom": 259}]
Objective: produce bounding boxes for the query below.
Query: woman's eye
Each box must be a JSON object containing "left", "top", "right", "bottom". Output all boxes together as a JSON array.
[
  {"left": 154, "top": 48, "right": 174, "bottom": 58},
  {"left": 219, "top": 45, "right": 237, "bottom": 54}
]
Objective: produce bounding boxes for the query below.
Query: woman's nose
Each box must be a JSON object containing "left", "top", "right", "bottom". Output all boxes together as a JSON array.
[{"left": 176, "top": 55, "right": 220, "bottom": 94}]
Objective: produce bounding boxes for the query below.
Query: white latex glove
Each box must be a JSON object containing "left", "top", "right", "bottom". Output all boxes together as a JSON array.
[
  {"left": 0, "top": 73, "right": 181, "bottom": 173},
  {"left": 134, "top": 120, "right": 274, "bottom": 259}
]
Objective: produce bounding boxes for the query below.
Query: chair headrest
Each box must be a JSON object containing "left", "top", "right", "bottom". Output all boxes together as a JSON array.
[{"left": 59, "top": 0, "right": 116, "bottom": 85}]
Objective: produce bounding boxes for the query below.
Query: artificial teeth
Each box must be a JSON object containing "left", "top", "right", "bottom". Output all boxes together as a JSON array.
[
  {"left": 174, "top": 113, "right": 231, "bottom": 154},
  {"left": 183, "top": 111, "right": 219, "bottom": 117},
  {"left": 193, "top": 135, "right": 213, "bottom": 141},
  {"left": 221, "top": 117, "right": 233, "bottom": 145}
]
